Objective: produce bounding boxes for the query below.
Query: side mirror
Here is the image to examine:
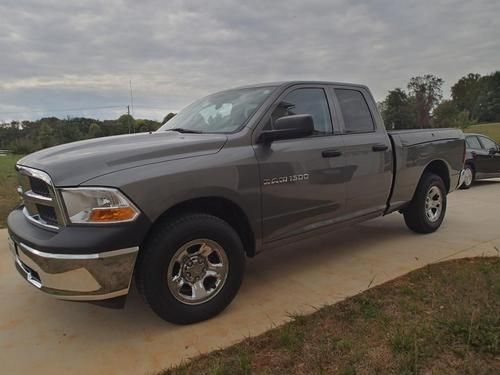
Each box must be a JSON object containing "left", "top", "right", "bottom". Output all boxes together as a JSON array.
[
  {"left": 258, "top": 114, "right": 314, "bottom": 143},
  {"left": 489, "top": 147, "right": 497, "bottom": 155}
]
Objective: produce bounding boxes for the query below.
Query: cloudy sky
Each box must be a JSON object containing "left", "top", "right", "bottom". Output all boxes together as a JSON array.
[{"left": 1, "top": 0, "right": 499, "bottom": 122}]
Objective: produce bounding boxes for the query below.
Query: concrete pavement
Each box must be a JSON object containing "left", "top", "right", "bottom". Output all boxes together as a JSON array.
[{"left": 0, "top": 180, "right": 499, "bottom": 374}]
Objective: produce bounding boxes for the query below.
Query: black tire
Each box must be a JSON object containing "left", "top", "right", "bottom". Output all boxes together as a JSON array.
[
  {"left": 136, "top": 214, "right": 246, "bottom": 324},
  {"left": 459, "top": 164, "right": 474, "bottom": 190},
  {"left": 403, "top": 173, "right": 447, "bottom": 234}
]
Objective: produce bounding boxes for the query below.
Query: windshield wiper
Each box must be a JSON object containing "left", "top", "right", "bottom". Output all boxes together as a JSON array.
[{"left": 166, "top": 128, "right": 203, "bottom": 134}]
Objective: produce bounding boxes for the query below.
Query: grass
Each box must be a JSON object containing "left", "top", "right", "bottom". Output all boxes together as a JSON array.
[
  {"left": 0, "top": 154, "right": 22, "bottom": 228},
  {"left": 163, "top": 257, "right": 500, "bottom": 374},
  {"left": 465, "top": 122, "right": 500, "bottom": 142}
]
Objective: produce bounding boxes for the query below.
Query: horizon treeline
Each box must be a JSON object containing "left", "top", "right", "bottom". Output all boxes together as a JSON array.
[
  {"left": 1, "top": 71, "right": 499, "bottom": 154},
  {"left": 379, "top": 71, "right": 499, "bottom": 130}
]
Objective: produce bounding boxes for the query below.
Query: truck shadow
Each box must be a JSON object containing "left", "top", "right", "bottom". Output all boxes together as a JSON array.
[
  {"left": 473, "top": 179, "right": 500, "bottom": 187},
  {"left": 34, "top": 213, "right": 414, "bottom": 331}
]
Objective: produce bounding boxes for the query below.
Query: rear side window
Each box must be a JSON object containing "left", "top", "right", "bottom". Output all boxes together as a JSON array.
[
  {"left": 270, "top": 88, "right": 332, "bottom": 135},
  {"left": 479, "top": 136, "right": 496, "bottom": 150},
  {"left": 335, "top": 89, "right": 375, "bottom": 133},
  {"left": 466, "top": 136, "right": 482, "bottom": 149}
]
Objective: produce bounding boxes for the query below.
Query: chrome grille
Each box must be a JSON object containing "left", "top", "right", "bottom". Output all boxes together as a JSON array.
[
  {"left": 17, "top": 166, "right": 66, "bottom": 231},
  {"left": 29, "top": 176, "right": 51, "bottom": 197}
]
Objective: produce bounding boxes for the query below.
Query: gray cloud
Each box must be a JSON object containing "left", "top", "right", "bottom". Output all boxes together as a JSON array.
[{"left": 1, "top": 0, "right": 499, "bottom": 121}]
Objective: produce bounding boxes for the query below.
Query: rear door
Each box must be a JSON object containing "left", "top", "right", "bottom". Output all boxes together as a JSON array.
[
  {"left": 253, "top": 85, "right": 347, "bottom": 242},
  {"left": 329, "top": 86, "right": 393, "bottom": 218}
]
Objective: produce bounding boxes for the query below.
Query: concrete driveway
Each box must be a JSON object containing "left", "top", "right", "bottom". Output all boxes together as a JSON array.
[{"left": 1, "top": 180, "right": 499, "bottom": 374}]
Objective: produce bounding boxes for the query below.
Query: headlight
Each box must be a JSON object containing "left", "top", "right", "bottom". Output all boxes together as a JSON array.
[{"left": 60, "top": 187, "right": 139, "bottom": 224}]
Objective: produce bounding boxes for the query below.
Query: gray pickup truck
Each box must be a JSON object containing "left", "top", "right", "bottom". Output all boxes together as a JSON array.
[{"left": 7, "top": 81, "right": 465, "bottom": 324}]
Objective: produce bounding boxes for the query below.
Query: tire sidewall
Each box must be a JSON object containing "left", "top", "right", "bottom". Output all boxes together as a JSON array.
[
  {"left": 461, "top": 164, "right": 474, "bottom": 189},
  {"left": 141, "top": 215, "right": 245, "bottom": 324},
  {"left": 420, "top": 175, "right": 447, "bottom": 230}
]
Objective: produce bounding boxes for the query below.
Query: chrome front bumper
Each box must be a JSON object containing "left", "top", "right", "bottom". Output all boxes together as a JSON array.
[{"left": 8, "top": 236, "right": 138, "bottom": 301}]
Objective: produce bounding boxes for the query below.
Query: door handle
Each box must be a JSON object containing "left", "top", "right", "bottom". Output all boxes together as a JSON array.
[
  {"left": 322, "top": 149, "right": 342, "bottom": 158},
  {"left": 372, "top": 144, "right": 388, "bottom": 152}
]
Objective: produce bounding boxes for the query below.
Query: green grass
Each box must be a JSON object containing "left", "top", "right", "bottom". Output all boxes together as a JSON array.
[
  {"left": 465, "top": 122, "right": 500, "bottom": 142},
  {"left": 0, "top": 154, "right": 23, "bottom": 228},
  {"left": 163, "top": 257, "right": 500, "bottom": 374}
]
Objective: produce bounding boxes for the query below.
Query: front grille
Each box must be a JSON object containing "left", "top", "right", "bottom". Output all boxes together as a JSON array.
[
  {"left": 37, "top": 205, "right": 58, "bottom": 226},
  {"left": 29, "top": 176, "right": 50, "bottom": 197},
  {"left": 17, "top": 166, "right": 65, "bottom": 230}
]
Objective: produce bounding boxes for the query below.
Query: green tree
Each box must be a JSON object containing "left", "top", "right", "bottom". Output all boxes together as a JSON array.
[
  {"left": 88, "top": 123, "right": 102, "bottom": 138},
  {"left": 380, "top": 88, "right": 417, "bottom": 129},
  {"left": 162, "top": 112, "right": 176, "bottom": 124},
  {"left": 408, "top": 74, "right": 444, "bottom": 128},
  {"left": 117, "top": 114, "right": 136, "bottom": 134},
  {"left": 37, "top": 123, "right": 57, "bottom": 148},
  {"left": 433, "top": 100, "right": 470, "bottom": 129},
  {"left": 451, "top": 73, "right": 482, "bottom": 119},
  {"left": 135, "top": 119, "right": 161, "bottom": 132},
  {"left": 476, "top": 71, "right": 500, "bottom": 122}
]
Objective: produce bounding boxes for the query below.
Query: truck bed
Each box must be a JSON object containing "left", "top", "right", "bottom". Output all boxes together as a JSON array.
[{"left": 387, "top": 128, "right": 465, "bottom": 213}]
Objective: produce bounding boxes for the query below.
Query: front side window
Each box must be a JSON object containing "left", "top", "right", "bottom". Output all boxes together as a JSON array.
[
  {"left": 335, "top": 89, "right": 375, "bottom": 133},
  {"left": 466, "top": 136, "right": 482, "bottom": 149},
  {"left": 270, "top": 88, "right": 332, "bottom": 135},
  {"left": 159, "top": 86, "right": 275, "bottom": 133},
  {"left": 479, "top": 136, "right": 497, "bottom": 150}
]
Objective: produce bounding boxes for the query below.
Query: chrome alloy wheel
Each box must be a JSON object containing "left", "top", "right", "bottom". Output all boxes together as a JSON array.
[
  {"left": 167, "top": 239, "right": 229, "bottom": 305},
  {"left": 425, "top": 186, "right": 443, "bottom": 222},
  {"left": 463, "top": 167, "right": 473, "bottom": 187}
]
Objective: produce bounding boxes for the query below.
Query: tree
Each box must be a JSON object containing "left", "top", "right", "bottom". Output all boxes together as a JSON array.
[
  {"left": 476, "top": 71, "right": 500, "bottom": 122},
  {"left": 37, "top": 123, "right": 57, "bottom": 148},
  {"left": 162, "top": 112, "right": 176, "bottom": 124},
  {"left": 408, "top": 74, "right": 444, "bottom": 128},
  {"left": 432, "top": 100, "right": 470, "bottom": 129},
  {"left": 117, "top": 114, "right": 136, "bottom": 133},
  {"left": 380, "top": 88, "right": 417, "bottom": 129},
  {"left": 135, "top": 119, "right": 161, "bottom": 133},
  {"left": 88, "top": 123, "right": 102, "bottom": 138},
  {"left": 451, "top": 73, "right": 482, "bottom": 119}
]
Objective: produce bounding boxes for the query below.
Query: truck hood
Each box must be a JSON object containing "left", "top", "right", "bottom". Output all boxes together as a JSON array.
[{"left": 18, "top": 131, "right": 228, "bottom": 186}]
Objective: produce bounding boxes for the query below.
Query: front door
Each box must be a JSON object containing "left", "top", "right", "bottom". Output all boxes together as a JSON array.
[
  {"left": 253, "top": 86, "right": 347, "bottom": 243},
  {"left": 476, "top": 135, "right": 500, "bottom": 174}
]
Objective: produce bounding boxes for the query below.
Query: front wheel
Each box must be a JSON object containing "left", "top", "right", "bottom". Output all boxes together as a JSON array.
[
  {"left": 136, "top": 214, "right": 246, "bottom": 324},
  {"left": 403, "top": 173, "right": 447, "bottom": 234}
]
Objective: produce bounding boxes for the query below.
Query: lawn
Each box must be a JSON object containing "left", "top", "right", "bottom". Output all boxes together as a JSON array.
[
  {"left": 465, "top": 122, "right": 500, "bottom": 142},
  {"left": 165, "top": 257, "right": 500, "bottom": 374},
  {"left": 0, "top": 154, "right": 22, "bottom": 228}
]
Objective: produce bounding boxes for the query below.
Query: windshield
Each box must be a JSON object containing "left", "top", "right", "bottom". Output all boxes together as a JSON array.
[{"left": 158, "top": 86, "right": 275, "bottom": 133}]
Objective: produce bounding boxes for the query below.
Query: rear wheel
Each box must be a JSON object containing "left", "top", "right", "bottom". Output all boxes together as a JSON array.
[
  {"left": 136, "top": 214, "right": 246, "bottom": 324},
  {"left": 460, "top": 164, "right": 474, "bottom": 189},
  {"left": 403, "top": 173, "right": 447, "bottom": 233}
]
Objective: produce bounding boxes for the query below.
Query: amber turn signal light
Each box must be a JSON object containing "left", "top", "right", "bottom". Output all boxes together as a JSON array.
[{"left": 88, "top": 207, "right": 138, "bottom": 222}]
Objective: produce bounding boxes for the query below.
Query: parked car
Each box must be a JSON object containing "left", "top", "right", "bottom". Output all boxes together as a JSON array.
[
  {"left": 7, "top": 81, "right": 465, "bottom": 324},
  {"left": 461, "top": 133, "right": 500, "bottom": 189}
]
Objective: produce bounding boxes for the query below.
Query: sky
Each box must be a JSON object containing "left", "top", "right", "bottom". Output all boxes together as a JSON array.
[{"left": 1, "top": 0, "right": 499, "bottom": 122}]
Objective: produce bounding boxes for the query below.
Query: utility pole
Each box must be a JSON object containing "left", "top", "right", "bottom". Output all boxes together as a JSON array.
[
  {"left": 127, "top": 105, "right": 131, "bottom": 134},
  {"left": 129, "top": 80, "right": 135, "bottom": 133}
]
